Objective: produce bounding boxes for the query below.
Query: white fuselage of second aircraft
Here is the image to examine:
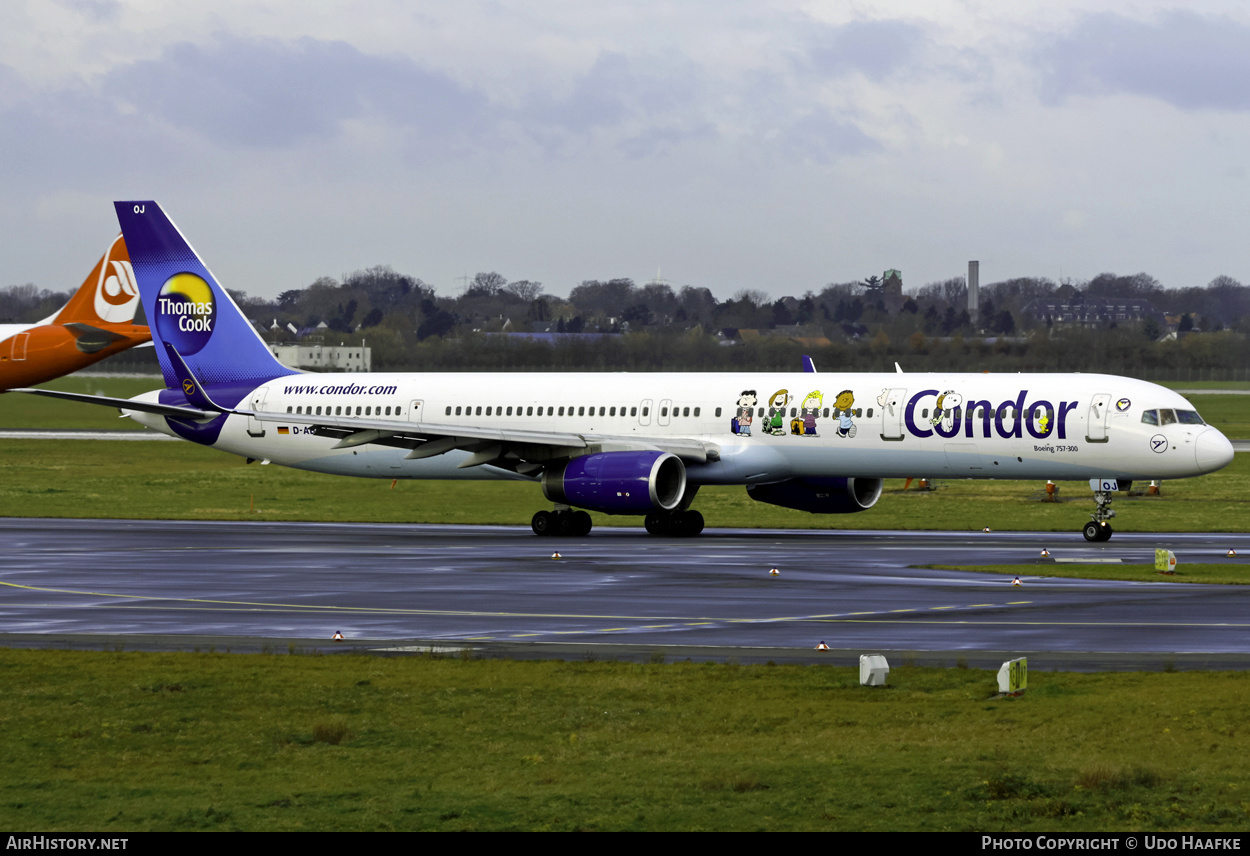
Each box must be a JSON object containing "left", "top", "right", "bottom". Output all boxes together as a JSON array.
[{"left": 124, "top": 370, "right": 1234, "bottom": 485}]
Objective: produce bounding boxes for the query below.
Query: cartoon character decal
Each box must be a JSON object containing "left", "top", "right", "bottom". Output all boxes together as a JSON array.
[
  {"left": 732, "top": 389, "right": 758, "bottom": 435},
  {"left": 833, "top": 389, "right": 856, "bottom": 438},
  {"left": 792, "top": 390, "right": 823, "bottom": 436},
  {"left": 764, "top": 389, "right": 791, "bottom": 436},
  {"left": 929, "top": 390, "right": 963, "bottom": 434}
]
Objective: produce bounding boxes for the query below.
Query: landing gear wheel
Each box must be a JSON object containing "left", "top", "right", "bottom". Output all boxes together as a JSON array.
[
  {"left": 1083, "top": 521, "right": 1113, "bottom": 542},
  {"left": 572, "top": 510, "right": 593, "bottom": 536},
  {"left": 679, "top": 509, "right": 705, "bottom": 536},
  {"left": 532, "top": 510, "right": 554, "bottom": 536},
  {"left": 555, "top": 513, "right": 574, "bottom": 536},
  {"left": 644, "top": 510, "right": 705, "bottom": 537}
]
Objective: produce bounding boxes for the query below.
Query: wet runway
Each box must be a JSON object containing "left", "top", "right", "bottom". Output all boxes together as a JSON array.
[{"left": 2, "top": 518, "right": 1249, "bottom": 669}]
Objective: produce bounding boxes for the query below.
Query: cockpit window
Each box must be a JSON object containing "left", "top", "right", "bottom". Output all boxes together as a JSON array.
[{"left": 1142, "top": 408, "right": 1204, "bottom": 426}]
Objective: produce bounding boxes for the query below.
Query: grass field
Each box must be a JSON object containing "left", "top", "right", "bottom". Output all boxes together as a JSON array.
[
  {"left": 0, "top": 439, "right": 1246, "bottom": 533},
  {"left": 4, "top": 649, "right": 1250, "bottom": 832}
]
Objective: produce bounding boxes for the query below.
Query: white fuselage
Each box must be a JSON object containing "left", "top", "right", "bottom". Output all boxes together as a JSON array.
[{"left": 126, "top": 371, "right": 1234, "bottom": 486}]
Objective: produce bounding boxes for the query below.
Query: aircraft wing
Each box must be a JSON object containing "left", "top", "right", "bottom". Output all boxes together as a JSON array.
[{"left": 248, "top": 409, "right": 721, "bottom": 474}]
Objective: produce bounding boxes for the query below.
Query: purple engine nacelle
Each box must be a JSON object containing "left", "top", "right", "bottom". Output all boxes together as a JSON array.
[
  {"left": 746, "top": 477, "right": 883, "bottom": 514},
  {"left": 542, "top": 450, "right": 687, "bottom": 514}
]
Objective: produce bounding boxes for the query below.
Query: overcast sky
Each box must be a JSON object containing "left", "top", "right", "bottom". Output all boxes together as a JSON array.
[{"left": 4, "top": 1, "right": 1250, "bottom": 302}]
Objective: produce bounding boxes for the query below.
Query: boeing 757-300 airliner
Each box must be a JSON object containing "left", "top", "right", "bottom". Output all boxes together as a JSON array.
[{"left": 11, "top": 202, "right": 1236, "bottom": 540}]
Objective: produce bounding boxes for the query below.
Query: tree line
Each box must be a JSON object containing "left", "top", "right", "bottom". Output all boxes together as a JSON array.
[{"left": 4, "top": 265, "right": 1249, "bottom": 375}]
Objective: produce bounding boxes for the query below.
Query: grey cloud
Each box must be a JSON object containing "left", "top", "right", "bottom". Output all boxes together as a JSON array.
[
  {"left": 104, "top": 34, "right": 491, "bottom": 148},
  {"left": 534, "top": 51, "right": 708, "bottom": 131},
  {"left": 53, "top": 0, "right": 121, "bottom": 22},
  {"left": 1039, "top": 12, "right": 1250, "bottom": 111},
  {"left": 782, "top": 110, "right": 881, "bottom": 163},
  {"left": 803, "top": 19, "right": 930, "bottom": 81}
]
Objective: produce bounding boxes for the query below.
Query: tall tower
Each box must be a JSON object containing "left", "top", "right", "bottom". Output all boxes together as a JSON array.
[{"left": 968, "top": 260, "right": 979, "bottom": 324}]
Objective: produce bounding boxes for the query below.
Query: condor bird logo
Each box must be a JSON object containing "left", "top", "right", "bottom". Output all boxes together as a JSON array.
[
  {"left": 182, "top": 379, "right": 196, "bottom": 396},
  {"left": 156, "top": 273, "right": 217, "bottom": 356}
]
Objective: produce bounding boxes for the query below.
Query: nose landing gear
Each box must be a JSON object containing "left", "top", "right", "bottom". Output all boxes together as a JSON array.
[{"left": 1083, "top": 485, "right": 1116, "bottom": 542}]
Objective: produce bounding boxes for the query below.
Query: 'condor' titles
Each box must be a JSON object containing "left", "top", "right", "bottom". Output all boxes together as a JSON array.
[
  {"left": 155, "top": 273, "right": 216, "bottom": 355},
  {"left": 905, "top": 389, "right": 1079, "bottom": 440}
]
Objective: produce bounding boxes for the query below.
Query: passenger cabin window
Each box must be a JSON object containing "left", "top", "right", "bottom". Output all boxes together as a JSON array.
[
  {"left": 715, "top": 407, "right": 721, "bottom": 417},
  {"left": 694, "top": 407, "right": 700, "bottom": 417}
]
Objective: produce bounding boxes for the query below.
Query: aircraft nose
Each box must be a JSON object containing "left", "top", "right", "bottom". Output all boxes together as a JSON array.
[{"left": 1195, "top": 428, "right": 1235, "bottom": 473}]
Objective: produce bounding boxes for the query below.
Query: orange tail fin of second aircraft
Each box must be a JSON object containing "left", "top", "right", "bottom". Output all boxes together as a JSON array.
[
  {"left": 0, "top": 234, "right": 152, "bottom": 389},
  {"left": 53, "top": 233, "right": 144, "bottom": 326}
]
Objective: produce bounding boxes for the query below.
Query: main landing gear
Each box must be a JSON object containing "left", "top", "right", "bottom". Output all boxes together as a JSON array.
[
  {"left": 644, "top": 509, "right": 705, "bottom": 537},
  {"left": 531, "top": 509, "right": 592, "bottom": 537},
  {"left": 1083, "top": 489, "right": 1116, "bottom": 542}
]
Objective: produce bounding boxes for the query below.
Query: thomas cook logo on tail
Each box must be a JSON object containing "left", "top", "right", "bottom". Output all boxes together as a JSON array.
[
  {"left": 156, "top": 273, "right": 217, "bottom": 356},
  {"left": 93, "top": 238, "right": 139, "bottom": 323}
]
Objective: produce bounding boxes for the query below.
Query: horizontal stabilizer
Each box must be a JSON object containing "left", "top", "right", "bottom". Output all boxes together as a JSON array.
[
  {"left": 7, "top": 388, "right": 215, "bottom": 421},
  {"left": 63, "top": 323, "right": 130, "bottom": 354}
]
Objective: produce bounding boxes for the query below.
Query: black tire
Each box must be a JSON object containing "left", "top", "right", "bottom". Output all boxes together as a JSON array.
[
  {"left": 644, "top": 513, "right": 665, "bottom": 535},
  {"left": 1099, "top": 523, "right": 1113, "bottom": 542},
  {"left": 555, "top": 512, "right": 574, "bottom": 536},
  {"left": 531, "top": 510, "right": 553, "bottom": 536},
  {"left": 572, "top": 510, "right": 593, "bottom": 536},
  {"left": 684, "top": 509, "right": 705, "bottom": 536},
  {"left": 1082, "top": 521, "right": 1101, "bottom": 542}
]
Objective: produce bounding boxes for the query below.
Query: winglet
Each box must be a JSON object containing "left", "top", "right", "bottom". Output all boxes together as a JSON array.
[
  {"left": 894, "top": 362, "right": 904, "bottom": 373},
  {"left": 801, "top": 355, "right": 817, "bottom": 373},
  {"left": 163, "top": 342, "right": 237, "bottom": 414}
]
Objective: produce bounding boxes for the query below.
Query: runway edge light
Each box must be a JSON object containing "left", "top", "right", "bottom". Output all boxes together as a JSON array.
[
  {"left": 1229, "top": 549, "right": 1238, "bottom": 558},
  {"left": 859, "top": 654, "right": 889, "bottom": 687},
  {"left": 769, "top": 567, "right": 779, "bottom": 576}
]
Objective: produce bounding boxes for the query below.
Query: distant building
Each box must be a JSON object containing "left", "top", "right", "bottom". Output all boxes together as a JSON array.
[
  {"left": 883, "top": 269, "right": 903, "bottom": 314},
  {"left": 271, "top": 344, "right": 371, "bottom": 372},
  {"left": 1023, "top": 294, "right": 1164, "bottom": 328}
]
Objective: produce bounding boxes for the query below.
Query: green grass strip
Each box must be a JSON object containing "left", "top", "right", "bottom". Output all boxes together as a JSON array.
[
  {"left": 927, "top": 563, "right": 1250, "bottom": 585},
  {"left": 4, "top": 649, "right": 1250, "bottom": 831}
]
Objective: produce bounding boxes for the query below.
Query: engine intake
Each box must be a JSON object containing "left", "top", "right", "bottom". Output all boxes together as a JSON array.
[
  {"left": 543, "top": 451, "right": 686, "bottom": 514},
  {"left": 746, "top": 476, "right": 883, "bottom": 514}
]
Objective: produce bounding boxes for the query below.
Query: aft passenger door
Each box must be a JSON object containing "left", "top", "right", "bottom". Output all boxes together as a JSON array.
[
  {"left": 246, "top": 387, "right": 268, "bottom": 437},
  {"left": 408, "top": 399, "right": 424, "bottom": 422}
]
